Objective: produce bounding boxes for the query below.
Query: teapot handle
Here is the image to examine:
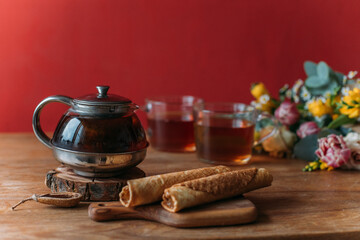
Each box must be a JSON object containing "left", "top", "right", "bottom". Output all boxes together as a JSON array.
[{"left": 32, "top": 95, "right": 73, "bottom": 149}]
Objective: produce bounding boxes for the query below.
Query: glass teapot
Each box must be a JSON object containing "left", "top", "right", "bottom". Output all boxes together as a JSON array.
[{"left": 32, "top": 86, "right": 148, "bottom": 177}]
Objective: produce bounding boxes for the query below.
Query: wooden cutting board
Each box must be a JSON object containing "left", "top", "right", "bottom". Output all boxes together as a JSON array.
[{"left": 88, "top": 197, "right": 257, "bottom": 228}]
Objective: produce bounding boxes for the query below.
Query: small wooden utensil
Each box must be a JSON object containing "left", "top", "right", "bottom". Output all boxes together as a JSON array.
[
  {"left": 88, "top": 197, "right": 257, "bottom": 228},
  {"left": 12, "top": 192, "right": 82, "bottom": 210}
]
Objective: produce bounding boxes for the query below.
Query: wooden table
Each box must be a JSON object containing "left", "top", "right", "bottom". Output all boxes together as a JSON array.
[{"left": 1, "top": 133, "right": 360, "bottom": 239}]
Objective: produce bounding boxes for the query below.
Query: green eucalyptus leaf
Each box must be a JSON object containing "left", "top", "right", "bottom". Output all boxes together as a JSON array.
[
  {"left": 317, "top": 61, "right": 330, "bottom": 78},
  {"left": 303, "top": 61, "right": 343, "bottom": 97},
  {"left": 304, "top": 61, "right": 317, "bottom": 76},
  {"left": 335, "top": 72, "right": 345, "bottom": 85},
  {"left": 294, "top": 134, "right": 318, "bottom": 162},
  {"left": 346, "top": 79, "right": 356, "bottom": 85},
  {"left": 339, "top": 126, "right": 353, "bottom": 136},
  {"left": 327, "top": 80, "right": 341, "bottom": 94},
  {"left": 305, "top": 76, "right": 328, "bottom": 88},
  {"left": 328, "top": 71, "right": 342, "bottom": 86},
  {"left": 317, "top": 128, "right": 341, "bottom": 138},
  {"left": 307, "top": 80, "right": 339, "bottom": 96}
]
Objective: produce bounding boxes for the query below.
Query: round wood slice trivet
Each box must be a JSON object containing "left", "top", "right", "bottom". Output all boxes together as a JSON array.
[{"left": 45, "top": 165, "right": 145, "bottom": 202}]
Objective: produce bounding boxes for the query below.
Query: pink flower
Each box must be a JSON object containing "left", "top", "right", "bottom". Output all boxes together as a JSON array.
[
  {"left": 343, "top": 132, "right": 360, "bottom": 170},
  {"left": 296, "top": 121, "right": 321, "bottom": 139},
  {"left": 344, "top": 152, "right": 360, "bottom": 170},
  {"left": 315, "top": 134, "right": 351, "bottom": 168},
  {"left": 274, "top": 101, "right": 300, "bottom": 126}
]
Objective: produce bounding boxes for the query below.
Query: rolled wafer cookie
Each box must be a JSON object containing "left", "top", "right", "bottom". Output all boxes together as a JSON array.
[
  {"left": 161, "top": 168, "right": 272, "bottom": 212},
  {"left": 119, "top": 165, "right": 231, "bottom": 207}
]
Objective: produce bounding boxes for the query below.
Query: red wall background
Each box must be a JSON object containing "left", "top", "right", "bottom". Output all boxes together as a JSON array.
[{"left": 1, "top": 0, "right": 360, "bottom": 132}]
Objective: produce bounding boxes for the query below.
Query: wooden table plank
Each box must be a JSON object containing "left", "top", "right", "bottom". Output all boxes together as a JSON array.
[{"left": 1, "top": 133, "right": 360, "bottom": 239}]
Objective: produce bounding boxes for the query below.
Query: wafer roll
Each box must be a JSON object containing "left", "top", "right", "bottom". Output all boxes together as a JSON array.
[
  {"left": 119, "top": 165, "right": 231, "bottom": 207},
  {"left": 161, "top": 168, "right": 272, "bottom": 212}
]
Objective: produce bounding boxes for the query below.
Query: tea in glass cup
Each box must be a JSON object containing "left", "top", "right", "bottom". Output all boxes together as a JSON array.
[
  {"left": 145, "top": 96, "right": 203, "bottom": 152},
  {"left": 194, "top": 102, "right": 277, "bottom": 165}
]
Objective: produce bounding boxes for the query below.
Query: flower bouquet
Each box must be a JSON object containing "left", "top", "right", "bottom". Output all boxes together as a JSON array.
[{"left": 251, "top": 61, "right": 360, "bottom": 171}]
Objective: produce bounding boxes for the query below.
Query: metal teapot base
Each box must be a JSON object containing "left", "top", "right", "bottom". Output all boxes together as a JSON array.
[
  {"left": 52, "top": 146, "right": 147, "bottom": 178},
  {"left": 72, "top": 169, "right": 131, "bottom": 178}
]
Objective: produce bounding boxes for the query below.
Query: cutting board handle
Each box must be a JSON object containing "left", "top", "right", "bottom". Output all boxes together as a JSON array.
[{"left": 88, "top": 203, "right": 143, "bottom": 222}]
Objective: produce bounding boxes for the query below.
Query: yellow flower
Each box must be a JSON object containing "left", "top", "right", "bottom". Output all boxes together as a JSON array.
[
  {"left": 253, "top": 101, "right": 269, "bottom": 112},
  {"left": 254, "top": 100, "right": 275, "bottom": 113},
  {"left": 310, "top": 162, "right": 319, "bottom": 168},
  {"left": 251, "top": 83, "right": 269, "bottom": 99},
  {"left": 319, "top": 160, "right": 328, "bottom": 170},
  {"left": 307, "top": 98, "right": 333, "bottom": 117},
  {"left": 340, "top": 108, "right": 360, "bottom": 118},
  {"left": 303, "top": 159, "right": 334, "bottom": 171},
  {"left": 260, "top": 104, "right": 272, "bottom": 113},
  {"left": 339, "top": 88, "right": 360, "bottom": 119},
  {"left": 252, "top": 97, "right": 275, "bottom": 113}
]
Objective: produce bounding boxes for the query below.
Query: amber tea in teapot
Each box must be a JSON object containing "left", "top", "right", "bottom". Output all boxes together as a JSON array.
[
  {"left": 52, "top": 112, "right": 148, "bottom": 153},
  {"left": 32, "top": 86, "right": 148, "bottom": 177}
]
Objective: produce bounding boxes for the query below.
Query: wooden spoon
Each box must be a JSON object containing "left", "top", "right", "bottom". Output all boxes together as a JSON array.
[{"left": 12, "top": 192, "right": 82, "bottom": 210}]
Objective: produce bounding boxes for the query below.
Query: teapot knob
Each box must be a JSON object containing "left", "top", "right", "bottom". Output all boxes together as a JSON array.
[{"left": 96, "top": 86, "right": 109, "bottom": 98}]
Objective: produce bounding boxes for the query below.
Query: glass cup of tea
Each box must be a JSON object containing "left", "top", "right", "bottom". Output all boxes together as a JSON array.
[
  {"left": 145, "top": 96, "right": 203, "bottom": 152},
  {"left": 193, "top": 102, "right": 278, "bottom": 165}
]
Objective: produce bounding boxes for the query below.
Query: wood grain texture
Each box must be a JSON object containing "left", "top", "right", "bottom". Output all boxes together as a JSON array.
[
  {"left": 88, "top": 197, "right": 257, "bottom": 227},
  {"left": 1, "top": 133, "right": 360, "bottom": 239},
  {"left": 45, "top": 166, "right": 145, "bottom": 201}
]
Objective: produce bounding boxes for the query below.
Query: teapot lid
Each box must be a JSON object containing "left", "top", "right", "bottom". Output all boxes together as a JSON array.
[
  {"left": 74, "top": 86, "right": 132, "bottom": 106},
  {"left": 72, "top": 86, "right": 136, "bottom": 115}
]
